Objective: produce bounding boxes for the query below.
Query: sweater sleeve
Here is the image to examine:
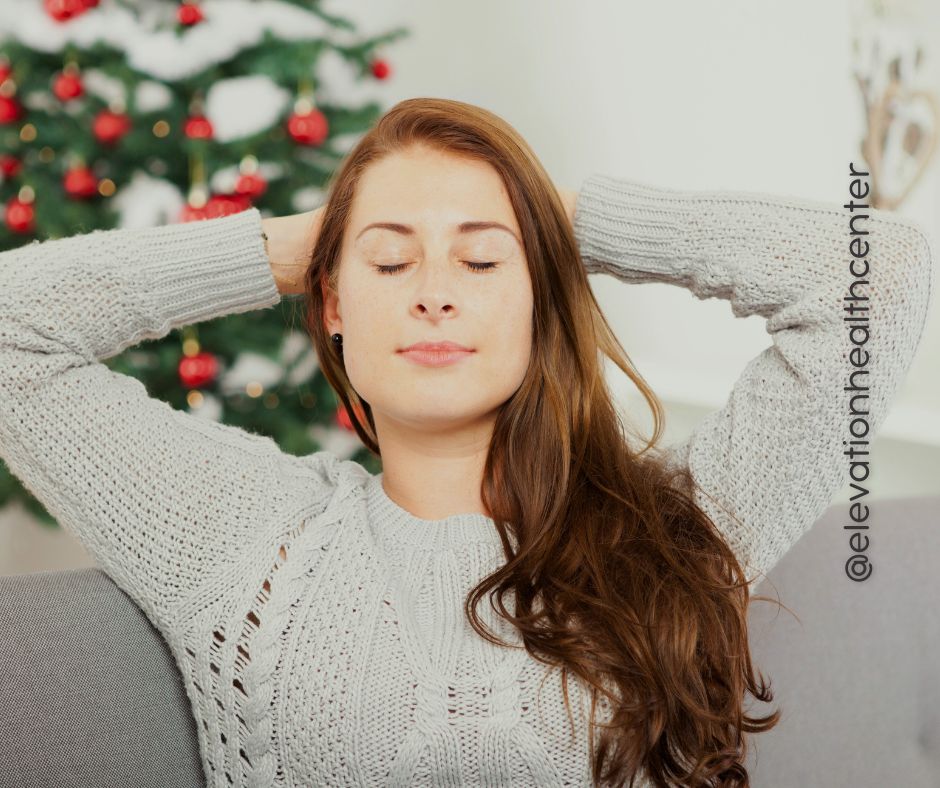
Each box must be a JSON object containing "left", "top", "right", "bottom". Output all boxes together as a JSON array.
[
  {"left": 573, "top": 173, "right": 934, "bottom": 583},
  {"left": 0, "top": 207, "right": 307, "bottom": 628}
]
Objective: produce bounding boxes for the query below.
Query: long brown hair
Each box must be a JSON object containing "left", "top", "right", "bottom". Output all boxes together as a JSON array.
[{"left": 302, "top": 97, "right": 782, "bottom": 787}]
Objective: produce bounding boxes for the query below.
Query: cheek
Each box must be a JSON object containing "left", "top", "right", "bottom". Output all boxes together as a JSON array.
[
  {"left": 336, "top": 275, "right": 394, "bottom": 337},
  {"left": 335, "top": 284, "right": 392, "bottom": 390},
  {"left": 481, "top": 283, "right": 534, "bottom": 383}
]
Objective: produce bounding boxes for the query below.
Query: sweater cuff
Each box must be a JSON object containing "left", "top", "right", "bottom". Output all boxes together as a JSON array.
[
  {"left": 574, "top": 173, "right": 696, "bottom": 286},
  {"left": 136, "top": 207, "right": 282, "bottom": 330}
]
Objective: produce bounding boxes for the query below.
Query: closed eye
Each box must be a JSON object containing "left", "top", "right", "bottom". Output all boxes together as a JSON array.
[{"left": 374, "top": 261, "right": 499, "bottom": 275}]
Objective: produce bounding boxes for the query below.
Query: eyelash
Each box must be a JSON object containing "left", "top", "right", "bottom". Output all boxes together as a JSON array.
[{"left": 374, "top": 261, "right": 498, "bottom": 275}]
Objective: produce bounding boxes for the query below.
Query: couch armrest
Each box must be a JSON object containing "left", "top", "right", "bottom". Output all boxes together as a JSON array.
[{"left": 0, "top": 568, "right": 205, "bottom": 788}]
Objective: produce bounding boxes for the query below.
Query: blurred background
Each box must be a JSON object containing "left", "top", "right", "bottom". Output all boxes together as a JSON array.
[{"left": 1, "top": 0, "right": 938, "bottom": 576}]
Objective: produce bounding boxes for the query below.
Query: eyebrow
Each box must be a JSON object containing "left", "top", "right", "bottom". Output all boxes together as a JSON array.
[{"left": 355, "top": 221, "right": 521, "bottom": 247}]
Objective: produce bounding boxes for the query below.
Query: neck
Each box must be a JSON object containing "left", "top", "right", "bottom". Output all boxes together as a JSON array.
[{"left": 372, "top": 412, "right": 495, "bottom": 521}]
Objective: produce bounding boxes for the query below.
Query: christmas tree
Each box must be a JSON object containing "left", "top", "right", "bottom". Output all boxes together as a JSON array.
[{"left": 0, "top": 0, "right": 408, "bottom": 525}]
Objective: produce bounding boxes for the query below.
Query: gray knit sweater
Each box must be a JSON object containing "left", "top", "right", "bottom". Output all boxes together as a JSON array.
[{"left": 0, "top": 173, "right": 932, "bottom": 787}]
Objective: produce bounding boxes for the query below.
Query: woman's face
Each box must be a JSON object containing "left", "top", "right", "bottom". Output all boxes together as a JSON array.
[{"left": 324, "top": 146, "right": 534, "bottom": 437}]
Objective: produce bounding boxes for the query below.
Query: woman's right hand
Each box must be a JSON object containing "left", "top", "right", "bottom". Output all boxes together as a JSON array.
[{"left": 261, "top": 204, "right": 325, "bottom": 296}]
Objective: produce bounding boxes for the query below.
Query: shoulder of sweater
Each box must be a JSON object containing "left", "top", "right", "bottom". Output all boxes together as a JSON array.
[
  {"left": 273, "top": 446, "right": 372, "bottom": 502},
  {"left": 165, "top": 409, "right": 362, "bottom": 502},
  {"left": 168, "top": 408, "right": 285, "bottom": 457}
]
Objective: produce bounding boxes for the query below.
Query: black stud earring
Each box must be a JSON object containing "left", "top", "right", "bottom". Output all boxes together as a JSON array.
[{"left": 331, "top": 333, "right": 343, "bottom": 354}]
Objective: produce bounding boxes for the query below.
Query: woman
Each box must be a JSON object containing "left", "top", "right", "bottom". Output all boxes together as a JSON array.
[{"left": 0, "top": 97, "right": 931, "bottom": 787}]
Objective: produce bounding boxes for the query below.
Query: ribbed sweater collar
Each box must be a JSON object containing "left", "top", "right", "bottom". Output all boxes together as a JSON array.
[{"left": 364, "top": 472, "right": 505, "bottom": 550}]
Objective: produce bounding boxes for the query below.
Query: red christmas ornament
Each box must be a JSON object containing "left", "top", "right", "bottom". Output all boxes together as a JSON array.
[
  {"left": 178, "top": 351, "right": 219, "bottom": 389},
  {"left": 0, "top": 155, "right": 22, "bottom": 177},
  {"left": 286, "top": 107, "right": 328, "bottom": 146},
  {"left": 52, "top": 70, "right": 84, "bottom": 101},
  {"left": 335, "top": 402, "right": 366, "bottom": 431},
  {"left": 370, "top": 58, "right": 391, "bottom": 80},
  {"left": 92, "top": 109, "right": 131, "bottom": 144},
  {"left": 44, "top": 0, "right": 90, "bottom": 22},
  {"left": 63, "top": 165, "right": 98, "bottom": 199},
  {"left": 0, "top": 95, "right": 23, "bottom": 125},
  {"left": 178, "top": 202, "right": 210, "bottom": 222},
  {"left": 335, "top": 404, "right": 354, "bottom": 431},
  {"left": 5, "top": 196, "right": 35, "bottom": 234},
  {"left": 177, "top": 2, "right": 204, "bottom": 26},
  {"left": 204, "top": 193, "right": 251, "bottom": 218},
  {"left": 234, "top": 171, "right": 267, "bottom": 199},
  {"left": 184, "top": 114, "right": 213, "bottom": 139}
]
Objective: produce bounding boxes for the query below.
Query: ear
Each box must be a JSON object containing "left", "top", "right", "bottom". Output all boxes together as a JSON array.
[{"left": 320, "top": 272, "right": 341, "bottom": 335}]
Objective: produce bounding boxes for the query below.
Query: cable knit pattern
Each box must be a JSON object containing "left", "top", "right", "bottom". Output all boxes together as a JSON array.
[{"left": 0, "top": 173, "right": 932, "bottom": 787}]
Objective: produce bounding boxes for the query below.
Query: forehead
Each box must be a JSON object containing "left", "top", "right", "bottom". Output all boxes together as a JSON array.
[{"left": 349, "top": 148, "right": 521, "bottom": 239}]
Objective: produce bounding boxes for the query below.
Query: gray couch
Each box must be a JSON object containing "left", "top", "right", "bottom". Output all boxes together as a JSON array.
[{"left": 1, "top": 495, "right": 938, "bottom": 787}]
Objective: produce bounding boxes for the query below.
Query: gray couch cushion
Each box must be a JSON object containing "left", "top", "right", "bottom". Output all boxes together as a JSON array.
[
  {"left": 0, "top": 568, "right": 204, "bottom": 788},
  {"left": 745, "top": 494, "right": 940, "bottom": 786},
  {"left": 1, "top": 495, "right": 938, "bottom": 786}
]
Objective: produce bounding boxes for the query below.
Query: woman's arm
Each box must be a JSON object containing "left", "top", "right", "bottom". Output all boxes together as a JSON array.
[
  {"left": 0, "top": 208, "right": 335, "bottom": 629},
  {"left": 572, "top": 173, "right": 934, "bottom": 583}
]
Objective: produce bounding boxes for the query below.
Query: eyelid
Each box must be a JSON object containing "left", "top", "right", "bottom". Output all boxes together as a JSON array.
[{"left": 373, "top": 260, "right": 499, "bottom": 275}]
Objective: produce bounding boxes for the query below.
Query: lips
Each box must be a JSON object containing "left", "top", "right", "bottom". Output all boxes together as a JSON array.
[
  {"left": 399, "top": 341, "right": 473, "bottom": 352},
  {"left": 398, "top": 342, "right": 475, "bottom": 368}
]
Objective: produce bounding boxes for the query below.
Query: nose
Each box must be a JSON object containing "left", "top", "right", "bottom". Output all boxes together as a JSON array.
[
  {"left": 414, "top": 298, "right": 455, "bottom": 318},
  {"left": 409, "top": 261, "right": 461, "bottom": 320}
]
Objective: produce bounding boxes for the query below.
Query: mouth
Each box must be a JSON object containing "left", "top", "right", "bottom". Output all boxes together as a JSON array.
[
  {"left": 397, "top": 345, "right": 475, "bottom": 368},
  {"left": 399, "top": 341, "right": 473, "bottom": 352}
]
